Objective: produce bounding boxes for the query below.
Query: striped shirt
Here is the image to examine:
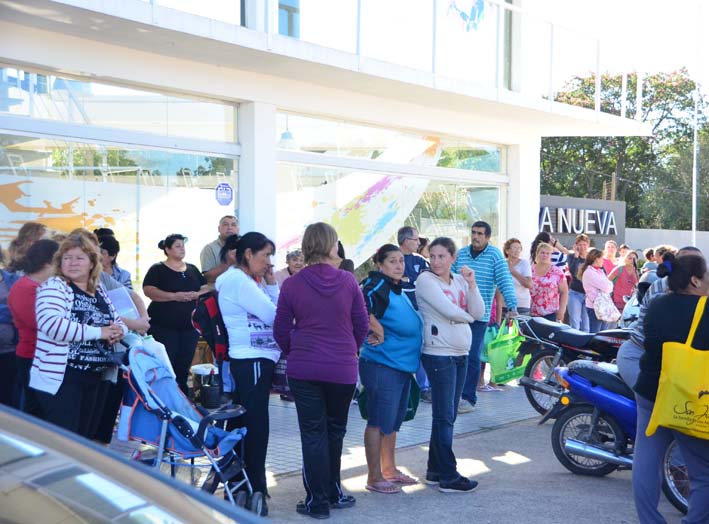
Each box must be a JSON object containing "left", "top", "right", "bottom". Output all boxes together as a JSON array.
[
  {"left": 30, "top": 277, "right": 126, "bottom": 395},
  {"left": 629, "top": 277, "right": 668, "bottom": 347},
  {"left": 452, "top": 243, "right": 518, "bottom": 322}
]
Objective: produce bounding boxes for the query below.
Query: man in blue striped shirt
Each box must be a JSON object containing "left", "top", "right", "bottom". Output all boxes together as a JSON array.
[{"left": 452, "top": 221, "right": 518, "bottom": 412}]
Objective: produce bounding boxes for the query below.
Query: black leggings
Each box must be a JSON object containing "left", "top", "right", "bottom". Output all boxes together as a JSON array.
[
  {"left": 149, "top": 325, "right": 200, "bottom": 396},
  {"left": 230, "top": 358, "right": 275, "bottom": 494}
]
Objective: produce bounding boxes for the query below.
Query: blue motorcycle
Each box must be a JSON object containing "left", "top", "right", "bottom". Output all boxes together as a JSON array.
[{"left": 549, "top": 360, "right": 689, "bottom": 514}]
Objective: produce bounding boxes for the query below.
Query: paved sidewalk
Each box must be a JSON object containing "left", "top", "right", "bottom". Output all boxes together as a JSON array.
[
  {"left": 268, "top": 418, "right": 684, "bottom": 524},
  {"left": 266, "top": 383, "right": 536, "bottom": 478},
  {"left": 111, "top": 383, "right": 685, "bottom": 523}
]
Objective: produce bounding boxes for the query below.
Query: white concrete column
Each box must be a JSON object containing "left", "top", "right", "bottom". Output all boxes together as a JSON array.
[
  {"left": 507, "top": 138, "right": 541, "bottom": 251},
  {"left": 238, "top": 101, "right": 277, "bottom": 238}
]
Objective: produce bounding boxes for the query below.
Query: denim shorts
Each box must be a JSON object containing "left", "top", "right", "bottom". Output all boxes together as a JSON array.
[{"left": 359, "top": 358, "right": 412, "bottom": 435}]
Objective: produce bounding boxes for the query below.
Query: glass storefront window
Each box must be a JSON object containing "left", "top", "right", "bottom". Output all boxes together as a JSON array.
[
  {"left": 0, "top": 133, "right": 238, "bottom": 284},
  {"left": 435, "top": 0, "right": 499, "bottom": 88},
  {"left": 0, "top": 69, "right": 237, "bottom": 143},
  {"left": 276, "top": 113, "right": 505, "bottom": 173},
  {"left": 157, "top": 0, "right": 243, "bottom": 26},
  {"left": 360, "top": 0, "right": 433, "bottom": 72},
  {"left": 275, "top": 162, "right": 503, "bottom": 275},
  {"left": 278, "top": 0, "right": 358, "bottom": 53}
]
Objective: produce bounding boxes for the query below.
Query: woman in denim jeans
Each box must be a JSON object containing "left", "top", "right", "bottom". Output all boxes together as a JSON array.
[
  {"left": 415, "top": 237, "right": 484, "bottom": 493},
  {"left": 359, "top": 244, "right": 423, "bottom": 494}
]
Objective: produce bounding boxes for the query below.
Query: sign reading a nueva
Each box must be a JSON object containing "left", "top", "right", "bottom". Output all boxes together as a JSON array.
[
  {"left": 539, "top": 206, "right": 618, "bottom": 235},
  {"left": 539, "top": 195, "right": 626, "bottom": 244}
]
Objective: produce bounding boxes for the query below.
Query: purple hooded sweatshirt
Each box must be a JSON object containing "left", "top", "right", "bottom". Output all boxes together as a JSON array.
[{"left": 273, "top": 263, "right": 369, "bottom": 384}]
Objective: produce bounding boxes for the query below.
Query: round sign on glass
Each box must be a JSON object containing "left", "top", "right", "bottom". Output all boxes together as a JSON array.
[{"left": 215, "top": 182, "right": 234, "bottom": 206}]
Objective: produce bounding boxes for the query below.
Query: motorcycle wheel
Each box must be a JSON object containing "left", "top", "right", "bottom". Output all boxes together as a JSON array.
[
  {"left": 523, "top": 348, "right": 566, "bottom": 415},
  {"left": 551, "top": 404, "right": 625, "bottom": 476},
  {"left": 662, "top": 440, "right": 689, "bottom": 515}
]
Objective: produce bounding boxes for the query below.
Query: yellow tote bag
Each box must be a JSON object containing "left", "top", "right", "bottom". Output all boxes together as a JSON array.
[{"left": 646, "top": 295, "right": 709, "bottom": 439}]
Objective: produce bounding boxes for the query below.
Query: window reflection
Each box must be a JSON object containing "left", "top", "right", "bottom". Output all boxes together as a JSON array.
[
  {"left": 0, "top": 68, "right": 236, "bottom": 142},
  {"left": 276, "top": 162, "right": 503, "bottom": 274},
  {"left": 0, "top": 434, "right": 44, "bottom": 465},
  {"left": 276, "top": 113, "right": 505, "bottom": 173},
  {"left": 0, "top": 133, "right": 239, "bottom": 284}
]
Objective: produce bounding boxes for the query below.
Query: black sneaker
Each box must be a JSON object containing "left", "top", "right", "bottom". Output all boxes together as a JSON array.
[
  {"left": 424, "top": 472, "right": 440, "bottom": 485},
  {"left": 252, "top": 498, "right": 269, "bottom": 517},
  {"left": 438, "top": 477, "right": 478, "bottom": 493},
  {"left": 296, "top": 501, "right": 330, "bottom": 520},
  {"left": 330, "top": 494, "right": 356, "bottom": 509}
]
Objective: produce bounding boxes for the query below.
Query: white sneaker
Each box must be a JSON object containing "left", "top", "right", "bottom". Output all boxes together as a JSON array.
[{"left": 457, "top": 399, "right": 475, "bottom": 414}]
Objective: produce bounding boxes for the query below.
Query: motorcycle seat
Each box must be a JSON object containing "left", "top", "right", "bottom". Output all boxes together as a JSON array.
[
  {"left": 568, "top": 360, "right": 635, "bottom": 400},
  {"left": 522, "top": 317, "right": 572, "bottom": 340},
  {"left": 553, "top": 328, "right": 595, "bottom": 348}
]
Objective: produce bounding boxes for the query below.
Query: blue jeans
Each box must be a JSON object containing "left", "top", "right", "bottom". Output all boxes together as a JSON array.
[
  {"left": 567, "top": 290, "right": 589, "bottom": 332},
  {"left": 421, "top": 354, "right": 468, "bottom": 483},
  {"left": 359, "top": 359, "right": 412, "bottom": 435},
  {"left": 586, "top": 307, "right": 610, "bottom": 333},
  {"left": 462, "top": 321, "right": 488, "bottom": 405},
  {"left": 634, "top": 395, "right": 709, "bottom": 524}
]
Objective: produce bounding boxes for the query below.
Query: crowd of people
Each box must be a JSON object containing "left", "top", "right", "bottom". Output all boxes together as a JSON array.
[{"left": 0, "top": 217, "right": 706, "bottom": 521}]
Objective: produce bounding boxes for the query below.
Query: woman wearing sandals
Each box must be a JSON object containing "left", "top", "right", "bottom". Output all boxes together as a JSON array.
[{"left": 359, "top": 244, "right": 423, "bottom": 494}]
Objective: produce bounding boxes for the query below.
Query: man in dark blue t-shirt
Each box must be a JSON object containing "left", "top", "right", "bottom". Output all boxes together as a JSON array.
[
  {"left": 398, "top": 226, "right": 431, "bottom": 401},
  {"left": 398, "top": 226, "right": 429, "bottom": 283}
]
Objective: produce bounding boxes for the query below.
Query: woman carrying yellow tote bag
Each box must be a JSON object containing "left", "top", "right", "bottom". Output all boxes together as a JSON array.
[
  {"left": 646, "top": 295, "right": 709, "bottom": 439},
  {"left": 635, "top": 252, "right": 709, "bottom": 524}
]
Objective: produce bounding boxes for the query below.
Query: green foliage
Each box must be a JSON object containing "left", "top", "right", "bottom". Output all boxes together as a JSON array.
[{"left": 542, "top": 69, "right": 706, "bottom": 230}]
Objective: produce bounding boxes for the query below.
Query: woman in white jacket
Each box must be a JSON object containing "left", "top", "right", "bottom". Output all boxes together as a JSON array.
[
  {"left": 415, "top": 236, "right": 484, "bottom": 494},
  {"left": 215, "top": 232, "right": 279, "bottom": 516}
]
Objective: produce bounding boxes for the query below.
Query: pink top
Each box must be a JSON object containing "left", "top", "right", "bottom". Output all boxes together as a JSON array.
[
  {"left": 608, "top": 265, "right": 638, "bottom": 310},
  {"left": 531, "top": 265, "right": 565, "bottom": 316},
  {"left": 602, "top": 258, "right": 617, "bottom": 275},
  {"left": 582, "top": 266, "right": 614, "bottom": 308}
]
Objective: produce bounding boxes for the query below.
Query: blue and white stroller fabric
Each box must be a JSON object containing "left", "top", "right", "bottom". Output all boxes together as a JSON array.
[{"left": 117, "top": 333, "right": 245, "bottom": 458}]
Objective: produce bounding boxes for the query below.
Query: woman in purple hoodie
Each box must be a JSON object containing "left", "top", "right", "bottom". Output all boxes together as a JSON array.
[{"left": 274, "top": 222, "right": 369, "bottom": 520}]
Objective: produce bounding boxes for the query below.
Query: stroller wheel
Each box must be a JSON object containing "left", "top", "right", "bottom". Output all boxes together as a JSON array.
[
  {"left": 235, "top": 491, "right": 248, "bottom": 508},
  {"left": 249, "top": 492, "right": 265, "bottom": 516}
]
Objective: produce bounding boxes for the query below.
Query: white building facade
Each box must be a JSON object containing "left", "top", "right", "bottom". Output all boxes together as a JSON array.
[{"left": 0, "top": 0, "right": 648, "bottom": 279}]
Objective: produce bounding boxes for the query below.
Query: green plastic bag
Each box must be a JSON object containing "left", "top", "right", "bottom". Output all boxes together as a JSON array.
[
  {"left": 480, "top": 325, "right": 498, "bottom": 363},
  {"left": 358, "top": 375, "right": 421, "bottom": 422},
  {"left": 488, "top": 320, "right": 530, "bottom": 384}
]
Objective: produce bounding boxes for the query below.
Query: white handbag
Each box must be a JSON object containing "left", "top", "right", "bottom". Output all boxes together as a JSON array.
[{"left": 593, "top": 293, "right": 621, "bottom": 323}]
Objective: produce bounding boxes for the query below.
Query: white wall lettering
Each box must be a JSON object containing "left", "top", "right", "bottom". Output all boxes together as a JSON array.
[
  {"left": 585, "top": 209, "right": 596, "bottom": 234},
  {"left": 539, "top": 205, "right": 618, "bottom": 236},
  {"left": 539, "top": 206, "right": 554, "bottom": 232}
]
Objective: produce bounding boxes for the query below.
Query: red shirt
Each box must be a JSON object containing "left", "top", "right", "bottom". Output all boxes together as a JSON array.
[
  {"left": 608, "top": 265, "right": 638, "bottom": 311},
  {"left": 7, "top": 276, "right": 40, "bottom": 359}
]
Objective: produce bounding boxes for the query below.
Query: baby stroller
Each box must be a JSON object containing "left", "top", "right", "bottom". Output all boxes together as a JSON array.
[{"left": 116, "top": 333, "right": 264, "bottom": 513}]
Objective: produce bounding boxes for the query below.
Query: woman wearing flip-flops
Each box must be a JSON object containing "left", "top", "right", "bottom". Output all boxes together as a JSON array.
[{"left": 359, "top": 244, "right": 423, "bottom": 494}]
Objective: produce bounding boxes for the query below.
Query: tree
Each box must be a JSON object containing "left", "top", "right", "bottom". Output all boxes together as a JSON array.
[{"left": 541, "top": 69, "right": 705, "bottom": 229}]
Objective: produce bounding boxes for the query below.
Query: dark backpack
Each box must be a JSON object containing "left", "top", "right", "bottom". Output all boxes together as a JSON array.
[{"left": 191, "top": 291, "right": 229, "bottom": 362}]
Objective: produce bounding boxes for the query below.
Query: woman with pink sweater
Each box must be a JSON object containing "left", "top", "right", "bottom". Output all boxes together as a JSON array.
[{"left": 580, "top": 248, "right": 614, "bottom": 332}]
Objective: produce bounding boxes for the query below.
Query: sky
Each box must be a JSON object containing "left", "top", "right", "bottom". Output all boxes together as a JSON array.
[{"left": 528, "top": 0, "right": 709, "bottom": 87}]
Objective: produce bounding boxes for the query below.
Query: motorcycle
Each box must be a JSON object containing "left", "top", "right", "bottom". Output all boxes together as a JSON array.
[
  {"left": 516, "top": 316, "right": 630, "bottom": 415},
  {"left": 549, "top": 360, "right": 689, "bottom": 514}
]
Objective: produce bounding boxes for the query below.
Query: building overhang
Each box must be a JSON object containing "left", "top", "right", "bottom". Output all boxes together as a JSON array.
[{"left": 0, "top": 0, "right": 652, "bottom": 143}]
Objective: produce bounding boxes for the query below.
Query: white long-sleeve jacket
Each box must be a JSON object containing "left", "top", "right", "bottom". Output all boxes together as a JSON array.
[{"left": 415, "top": 271, "right": 484, "bottom": 357}]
